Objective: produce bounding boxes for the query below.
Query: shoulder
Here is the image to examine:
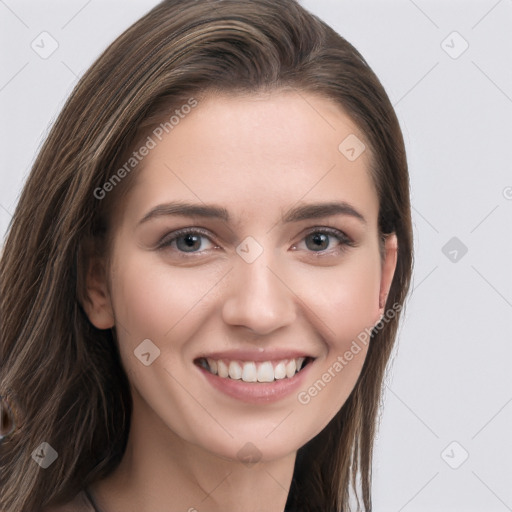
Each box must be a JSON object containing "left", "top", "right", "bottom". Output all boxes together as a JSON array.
[{"left": 40, "top": 490, "right": 94, "bottom": 512}]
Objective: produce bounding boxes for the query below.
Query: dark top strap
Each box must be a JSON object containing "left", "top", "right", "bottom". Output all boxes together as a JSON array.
[{"left": 83, "top": 488, "right": 104, "bottom": 512}]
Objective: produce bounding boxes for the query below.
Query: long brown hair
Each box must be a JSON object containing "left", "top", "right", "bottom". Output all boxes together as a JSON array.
[{"left": 0, "top": 1, "right": 413, "bottom": 510}]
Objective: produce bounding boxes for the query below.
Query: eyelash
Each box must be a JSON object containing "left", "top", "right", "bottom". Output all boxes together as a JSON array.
[{"left": 156, "top": 226, "right": 356, "bottom": 256}]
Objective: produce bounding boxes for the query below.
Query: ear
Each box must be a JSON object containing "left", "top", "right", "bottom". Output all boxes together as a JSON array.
[
  {"left": 82, "top": 256, "right": 115, "bottom": 330},
  {"left": 376, "top": 233, "right": 398, "bottom": 320}
]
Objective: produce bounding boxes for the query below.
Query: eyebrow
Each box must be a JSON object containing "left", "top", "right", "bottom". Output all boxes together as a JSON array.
[
  {"left": 282, "top": 201, "right": 366, "bottom": 224},
  {"left": 138, "top": 200, "right": 366, "bottom": 225},
  {"left": 138, "top": 202, "right": 230, "bottom": 225}
]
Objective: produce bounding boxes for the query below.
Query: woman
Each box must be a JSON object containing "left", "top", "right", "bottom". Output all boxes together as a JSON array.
[{"left": 0, "top": 0, "right": 413, "bottom": 511}]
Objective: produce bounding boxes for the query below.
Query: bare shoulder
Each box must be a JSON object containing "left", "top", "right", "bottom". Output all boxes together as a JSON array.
[{"left": 40, "top": 490, "right": 93, "bottom": 512}]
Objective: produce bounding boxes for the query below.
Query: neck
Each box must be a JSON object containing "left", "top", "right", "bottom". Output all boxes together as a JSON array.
[{"left": 89, "top": 392, "right": 295, "bottom": 512}]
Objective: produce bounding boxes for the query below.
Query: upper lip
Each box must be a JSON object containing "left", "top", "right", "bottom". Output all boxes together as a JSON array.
[{"left": 195, "top": 349, "right": 315, "bottom": 362}]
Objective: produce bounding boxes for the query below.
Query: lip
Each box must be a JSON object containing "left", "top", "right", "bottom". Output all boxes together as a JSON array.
[{"left": 195, "top": 356, "right": 315, "bottom": 404}]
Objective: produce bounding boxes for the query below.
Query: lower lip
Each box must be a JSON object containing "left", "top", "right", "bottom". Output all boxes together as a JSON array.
[{"left": 196, "top": 361, "right": 314, "bottom": 404}]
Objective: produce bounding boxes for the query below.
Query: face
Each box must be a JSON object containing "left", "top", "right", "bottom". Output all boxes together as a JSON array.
[{"left": 85, "top": 90, "right": 397, "bottom": 463}]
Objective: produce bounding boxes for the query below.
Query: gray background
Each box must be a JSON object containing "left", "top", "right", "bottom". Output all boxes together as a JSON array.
[{"left": 1, "top": 0, "right": 511, "bottom": 510}]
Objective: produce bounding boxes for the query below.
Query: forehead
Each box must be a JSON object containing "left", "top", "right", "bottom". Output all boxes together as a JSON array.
[{"left": 118, "top": 90, "right": 379, "bottom": 229}]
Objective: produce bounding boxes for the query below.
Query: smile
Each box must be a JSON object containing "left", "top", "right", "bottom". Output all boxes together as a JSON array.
[{"left": 195, "top": 356, "right": 314, "bottom": 383}]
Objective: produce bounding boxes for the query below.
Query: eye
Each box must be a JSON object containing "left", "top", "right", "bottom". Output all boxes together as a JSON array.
[
  {"left": 158, "top": 228, "right": 217, "bottom": 253},
  {"left": 294, "top": 227, "right": 355, "bottom": 253}
]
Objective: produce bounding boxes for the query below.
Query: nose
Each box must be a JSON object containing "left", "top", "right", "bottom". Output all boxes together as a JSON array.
[{"left": 221, "top": 255, "right": 297, "bottom": 336}]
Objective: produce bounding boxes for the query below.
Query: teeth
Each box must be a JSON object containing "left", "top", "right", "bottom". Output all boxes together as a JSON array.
[
  {"left": 274, "top": 361, "right": 287, "bottom": 380},
  {"left": 228, "top": 361, "right": 242, "bottom": 380},
  {"left": 199, "top": 357, "right": 309, "bottom": 382},
  {"left": 257, "top": 361, "right": 274, "bottom": 382},
  {"left": 217, "top": 360, "right": 229, "bottom": 378},
  {"left": 242, "top": 362, "right": 257, "bottom": 382},
  {"left": 285, "top": 359, "right": 297, "bottom": 378},
  {"left": 207, "top": 358, "right": 218, "bottom": 375}
]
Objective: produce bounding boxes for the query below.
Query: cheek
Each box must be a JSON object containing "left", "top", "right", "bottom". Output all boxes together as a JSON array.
[
  {"left": 290, "top": 251, "right": 381, "bottom": 419},
  {"left": 294, "top": 250, "right": 382, "bottom": 348},
  {"left": 108, "top": 249, "right": 225, "bottom": 356}
]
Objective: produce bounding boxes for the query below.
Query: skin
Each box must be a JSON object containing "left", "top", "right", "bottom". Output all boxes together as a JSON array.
[{"left": 83, "top": 90, "right": 397, "bottom": 512}]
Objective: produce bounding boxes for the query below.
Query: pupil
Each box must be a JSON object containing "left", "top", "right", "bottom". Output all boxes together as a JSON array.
[{"left": 307, "top": 233, "right": 329, "bottom": 251}]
